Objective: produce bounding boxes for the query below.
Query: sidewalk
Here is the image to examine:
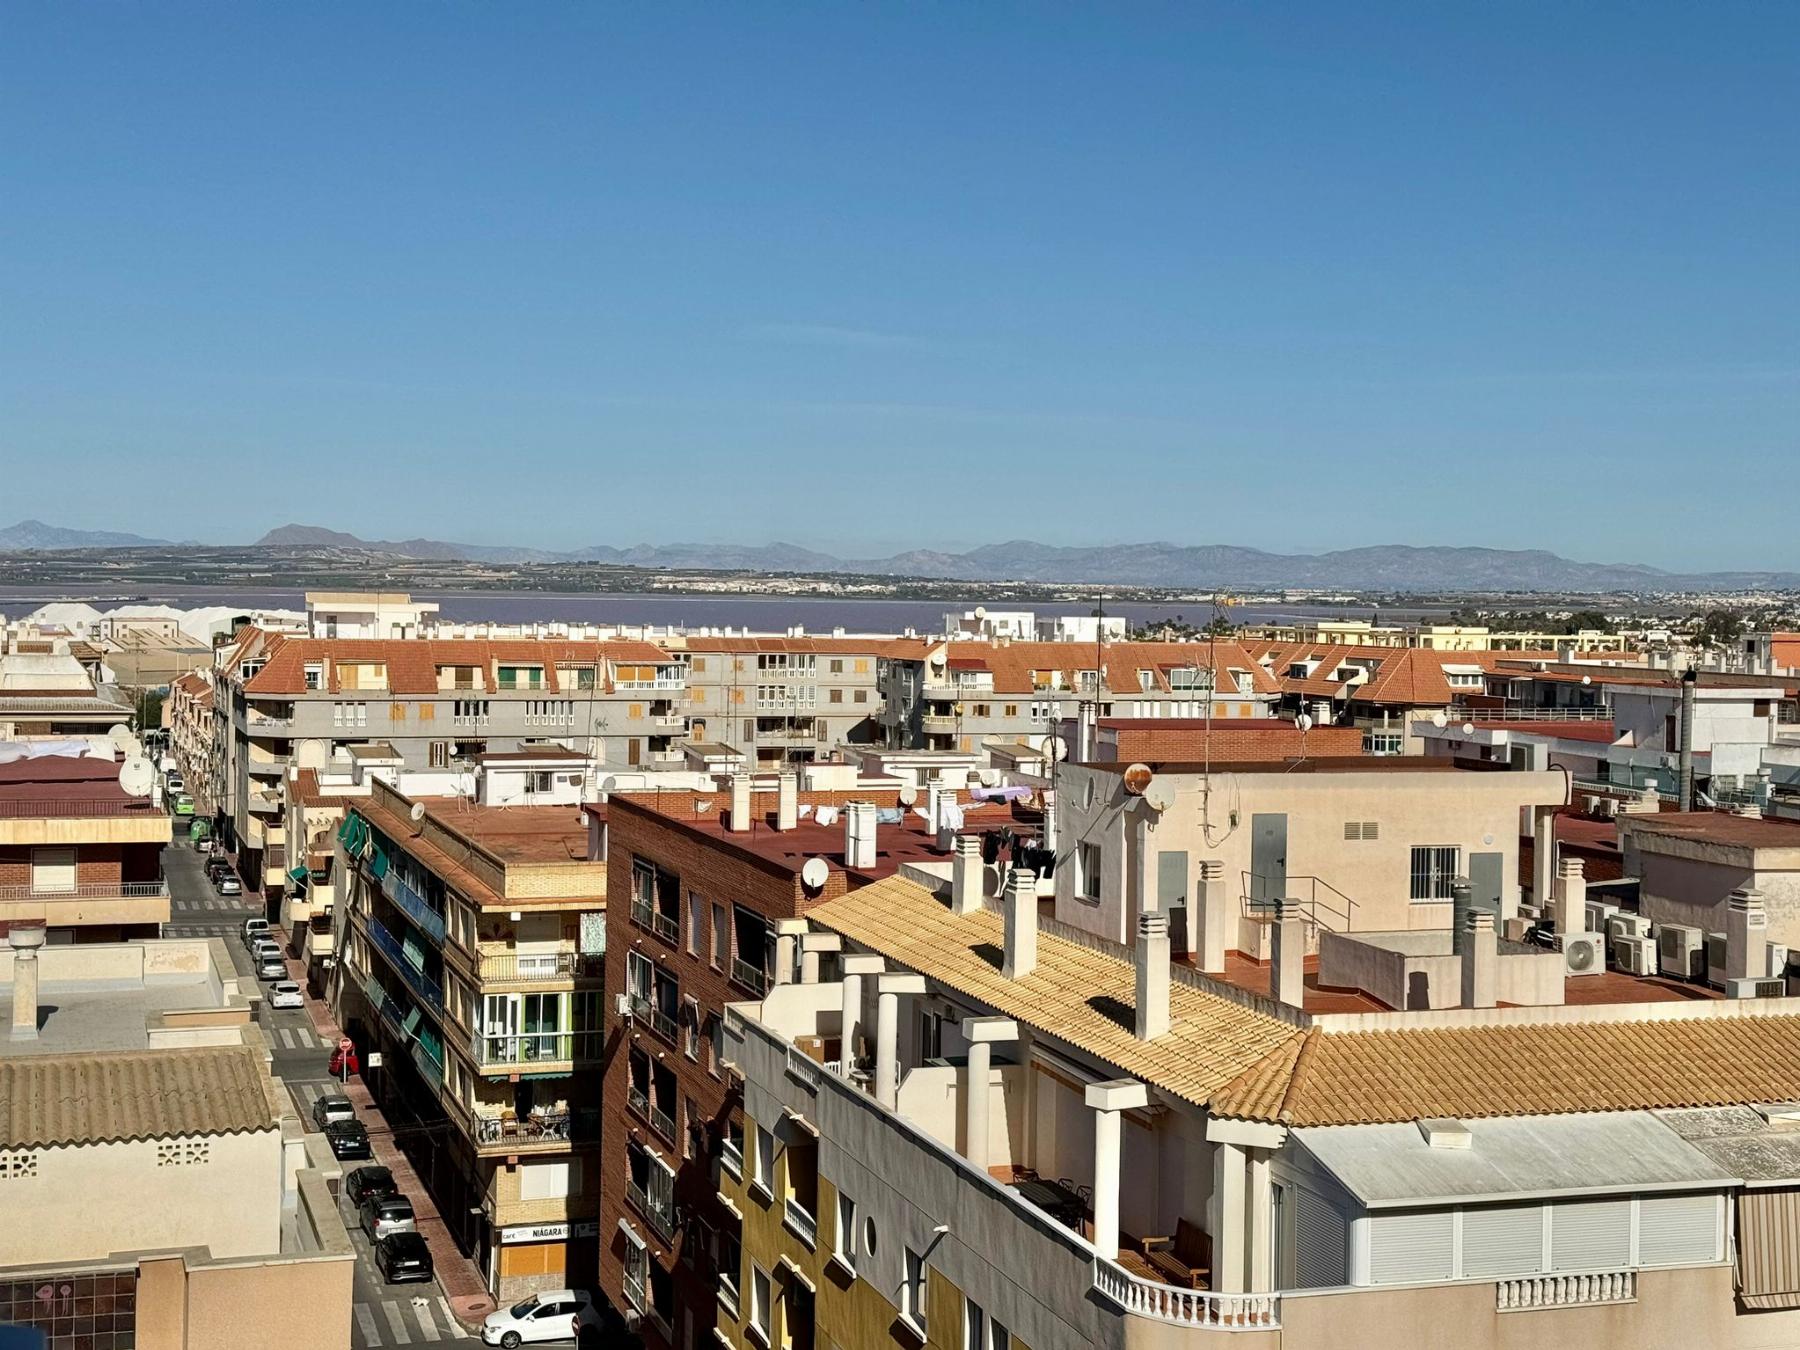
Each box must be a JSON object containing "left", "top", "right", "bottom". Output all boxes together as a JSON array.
[{"left": 301, "top": 988, "right": 499, "bottom": 1329}]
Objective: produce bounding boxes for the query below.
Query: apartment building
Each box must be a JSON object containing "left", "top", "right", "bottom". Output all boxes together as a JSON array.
[
  {"left": 213, "top": 630, "right": 684, "bottom": 904},
  {"left": 597, "top": 777, "right": 1031, "bottom": 1346},
  {"left": 0, "top": 634, "right": 137, "bottom": 740},
  {"left": 1240, "top": 618, "right": 1631, "bottom": 653},
  {"left": 305, "top": 591, "right": 440, "bottom": 639},
  {"left": 0, "top": 754, "right": 170, "bottom": 941},
  {"left": 331, "top": 775, "right": 607, "bottom": 1299},
  {"left": 166, "top": 670, "right": 216, "bottom": 820},
  {"left": 674, "top": 637, "right": 924, "bottom": 768},
  {"left": 0, "top": 929, "right": 352, "bottom": 1350},
  {"left": 277, "top": 766, "right": 368, "bottom": 988},
  {"left": 879, "top": 640, "right": 1281, "bottom": 754}
]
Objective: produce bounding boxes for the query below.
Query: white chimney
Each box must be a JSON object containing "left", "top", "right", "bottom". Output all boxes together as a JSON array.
[
  {"left": 950, "top": 833, "right": 984, "bottom": 916},
  {"left": 729, "top": 773, "right": 752, "bottom": 833},
  {"left": 1271, "top": 897, "right": 1306, "bottom": 1009},
  {"left": 845, "top": 801, "right": 878, "bottom": 869},
  {"left": 777, "top": 770, "right": 798, "bottom": 832},
  {"left": 1552, "top": 857, "right": 1586, "bottom": 933},
  {"left": 8, "top": 922, "right": 46, "bottom": 1040},
  {"left": 1135, "top": 911, "right": 1171, "bottom": 1040},
  {"left": 1042, "top": 790, "right": 1058, "bottom": 853},
  {"left": 1461, "top": 909, "right": 1497, "bottom": 1009},
  {"left": 1002, "top": 866, "right": 1037, "bottom": 980},
  {"left": 1727, "top": 887, "right": 1769, "bottom": 982},
  {"left": 1076, "top": 700, "right": 1095, "bottom": 761}
]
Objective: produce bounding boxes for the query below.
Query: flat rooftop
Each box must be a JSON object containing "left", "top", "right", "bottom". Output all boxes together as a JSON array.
[
  {"left": 1084, "top": 755, "right": 1468, "bottom": 776},
  {"left": 1622, "top": 812, "right": 1800, "bottom": 849},
  {"left": 0, "top": 977, "right": 217, "bottom": 1056},
  {"left": 380, "top": 797, "right": 592, "bottom": 866}
]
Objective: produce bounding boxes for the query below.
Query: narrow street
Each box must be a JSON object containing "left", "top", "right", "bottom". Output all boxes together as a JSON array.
[{"left": 163, "top": 841, "right": 487, "bottom": 1350}]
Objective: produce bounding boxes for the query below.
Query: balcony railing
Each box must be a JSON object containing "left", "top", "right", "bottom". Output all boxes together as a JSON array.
[
  {"left": 0, "top": 880, "right": 169, "bottom": 903},
  {"left": 1092, "top": 1258, "right": 1279, "bottom": 1329},
  {"left": 1497, "top": 1271, "right": 1635, "bottom": 1311},
  {"left": 382, "top": 869, "right": 447, "bottom": 944},
  {"left": 1442, "top": 704, "right": 1611, "bottom": 723},
  {"left": 411, "top": 1038, "right": 445, "bottom": 1092},
  {"left": 639, "top": 998, "right": 679, "bottom": 1046},
  {"left": 649, "top": 714, "right": 688, "bottom": 731},
  {"left": 616, "top": 676, "right": 683, "bottom": 691},
  {"left": 626, "top": 1181, "right": 676, "bottom": 1243},
  {"left": 783, "top": 1198, "right": 817, "bottom": 1247},
  {"left": 473, "top": 1109, "right": 591, "bottom": 1147},
  {"left": 730, "top": 958, "right": 771, "bottom": 996},
  {"left": 470, "top": 1028, "right": 602, "bottom": 1068},
  {"left": 629, "top": 1085, "right": 678, "bottom": 1142},
  {"left": 478, "top": 951, "right": 604, "bottom": 982},
  {"left": 367, "top": 918, "right": 444, "bottom": 1011},
  {"left": 920, "top": 713, "right": 959, "bottom": 734},
  {"left": 630, "top": 898, "right": 678, "bottom": 945}
]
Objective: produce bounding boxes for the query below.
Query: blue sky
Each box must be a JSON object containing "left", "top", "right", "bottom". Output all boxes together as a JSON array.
[{"left": 1, "top": 3, "right": 1795, "bottom": 568}]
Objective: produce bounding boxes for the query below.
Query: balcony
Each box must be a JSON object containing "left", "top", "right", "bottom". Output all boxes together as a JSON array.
[
  {"left": 306, "top": 913, "right": 336, "bottom": 959},
  {"left": 472, "top": 1109, "right": 594, "bottom": 1151},
  {"left": 367, "top": 917, "right": 444, "bottom": 1012},
  {"left": 381, "top": 869, "right": 447, "bottom": 944},
  {"left": 628, "top": 1086, "right": 678, "bottom": 1143},
  {"left": 921, "top": 713, "right": 959, "bottom": 735},
  {"left": 643, "top": 749, "right": 686, "bottom": 767},
  {"left": 783, "top": 1198, "right": 817, "bottom": 1248},
  {"left": 626, "top": 1180, "right": 676, "bottom": 1244},
  {"left": 478, "top": 951, "right": 604, "bottom": 984},
  {"left": 630, "top": 898, "right": 678, "bottom": 946},
  {"left": 0, "top": 880, "right": 168, "bottom": 903},
  {"left": 1496, "top": 1271, "right": 1635, "bottom": 1311},
  {"left": 633, "top": 995, "right": 679, "bottom": 1046},
  {"left": 411, "top": 1037, "right": 445, "bottom": 1092},
  {"left": 616, "top": 676, "right": 683, "bottom": 691},
  {"left": 0, "top": 879, "right": 171, "bottom": 927},
  {"left": 470, "top": 1028, "right": 601, "bottom": 1070},
  {"left": 243, "top": 707, "right": 292, "bottom": 734},
  {"left": 649, "top": 713, "right": 688, "bottom": 732},
  {"left": 730, "top": 958, "right": 771, "bottom": 996},
  {"left": 754, "top": 725, "right": 818, "bottom": 746},
  {"left": 1092, "top": 1260, "right": 1278, "bottom": 1329}
]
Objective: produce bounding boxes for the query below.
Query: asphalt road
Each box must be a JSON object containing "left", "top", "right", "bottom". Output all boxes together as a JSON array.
[{"left": 162, "top": 841, "right": 486, "bottom": 1350}]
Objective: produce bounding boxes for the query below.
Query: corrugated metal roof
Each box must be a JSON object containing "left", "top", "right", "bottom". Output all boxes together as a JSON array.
[{"left": 0, "top": 1046, "right": 277, "bottom": 1147}]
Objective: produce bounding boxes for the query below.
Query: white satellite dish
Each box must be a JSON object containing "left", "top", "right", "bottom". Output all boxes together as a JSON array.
[
  {"left": 974, "top": 606, "right": 987, "bottom": 620},
  {"left": 929, "top": 650, "right": 947, "bottom": 668},
  {"left": 978, "top": 768, "right": 999, "bottom": 787},
  {"left": 1296, "top": 713, "right": 1314, "bottom": 733},
  {"left": 1432, "top": 711, "right": 1449, "bottom": 729},
  {"left": 1462, "top": 722, "right": 1476, "bottom": 737},
  {"left": 1142, "top": 777, "right": 1177, "bottom": 813},
  {"left": 410, "top": 802, "right": 426, "bottom": 824},
  {"left": 1581, "top": 674, "right": 1592, "bottom": 686},
  {"left": 898, "top": 784, "right": 919, "bottom": 806},
  {"left": 801, "top": 857, "right": 829, "bottom": 891},
  {"left": 600, "top": 776, "right": 619, "bottom": 794},
  {"left": 108, "top": 724, "right": 141, "bottom": 757},
  {"left": 1051, "top": 735, "right": 1070, "bottom": 762},
  {"left": 118, "top": 757, "right": 155, "bottom": 797}
]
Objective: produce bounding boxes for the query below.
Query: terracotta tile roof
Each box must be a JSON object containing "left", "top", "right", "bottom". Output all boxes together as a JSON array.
[
  {"left": 1214, "top": 1013, "right": 1800, "bottom": 1126},
  {"left": 1247, "top": 643, "right": 1567, "bottom": 708},
  {"left": 919, "top": 640, "right": 1281, "bottom": 698},
  {"left": 809, "top": 875, "right": 1304, "bottom": 1109},
  {"left": 242, "top": 637, "right": 675, "bottom": 696},
  {"left": 1473, "top": 719, "right": 1619, "bottom": 744},
  {"left": 681, "top": 636, "right": 930, "bottom": 657},
  {"left": 0, "top": 1046, "right": 277, "bottom": 1147}
]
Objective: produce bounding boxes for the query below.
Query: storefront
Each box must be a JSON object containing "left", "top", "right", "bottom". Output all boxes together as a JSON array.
[{"left": 493, "top": 1220, "right": 599, "bottom": 1300}]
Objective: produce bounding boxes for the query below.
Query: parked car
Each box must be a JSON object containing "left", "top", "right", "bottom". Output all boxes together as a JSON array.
[
  {"left": 374, "top": 1231, "right": 433, "bottom": 1284},
  {"left": 312, "top": 1094, "right": 356, "bottom": 1130},
  {"left": 328, "top": 1043, "right": 360, "bottom": 1077},
  {"left": 324, "top": 1120, "right": 371, "bottom": 1160},
  {"left": 251, "top": 939, "right": 282, "bottom": 965},
  {"left": 359, "top": 1195, "right": 416, "bottom": 1242},
  {"left": 215, "top": 873, "right": 242, "bottom": 896},
  {"left": 172, "top": 794, "right": 195, "bottom": 816},
  {"left": 481, "top": 1292, "right": 601, "bottom": 1348},
  {"left": 344, "top": 1164, "right": 396, "bottom": 1207},
  {"left": 268, "top": 980, "right": 304, "bottom": 1010},
  {"left": 242, "top": 917, "right": 270, "bottom": 942},
  {"left": 256, "top": 956, "right": 287, "bottom": 981},
  {"left": 166, "top": 773, "right": 185, "bottom": 793}
]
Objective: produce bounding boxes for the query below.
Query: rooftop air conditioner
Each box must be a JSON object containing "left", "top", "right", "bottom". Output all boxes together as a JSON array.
[
  {"left": 1587, "top": 901, "right": 1621, "bottom": 935},
  {"left": 1558, "top": 931, "right": 1605, "bottom": 976},
  {"left": 1659, "top": 923, "right": 1705, "bottom": 981},
  {"left": 1584, "top": 795, "right": 1602, "bottom": 815},
  {"left": 1607, "top": 912, "right": 1652, "bottom": 943},
  {"left": 1614, "top": 934, "right": 1657, "bottom": 976},
  {"left": 1603, "top": 798, "right": 1623, "bottom": 817},
  {"left": 1724, "top": 977, "right": 1787, "bottom": 1000},
  {"left": 1706, "top": 932, "right": 1730, "bottom": 988}
]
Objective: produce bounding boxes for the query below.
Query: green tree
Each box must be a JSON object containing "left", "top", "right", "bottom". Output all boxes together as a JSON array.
[
  {"left": 1693, "top": 610, "right": 1744, "bottom": 650},
  {"left": 1564, "top": 610, "right": 1610, "bottom": 634}
]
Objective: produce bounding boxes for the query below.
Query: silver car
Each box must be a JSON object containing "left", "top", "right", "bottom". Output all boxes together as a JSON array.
[{"left": 360, "top": 1195, "right": 416, "bottom": 1242}]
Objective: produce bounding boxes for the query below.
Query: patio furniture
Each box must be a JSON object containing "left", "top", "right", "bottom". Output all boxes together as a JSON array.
[{"left": 1141, "top": 1219, "right": 1212, "bottom": 1289}]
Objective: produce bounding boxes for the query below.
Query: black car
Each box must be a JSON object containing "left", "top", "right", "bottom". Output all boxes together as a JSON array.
[
  {"left": 325, "top": 1120, "right": 372, "bottom": 1161},
  {"left": 312, "top": 1094, "right": 356, "bottom": 1131},
  {"left": 375, "top": 1231, "right": 434, "bottom": 1284},
  {"left": 344, "top": 1164, "right": 396, "bottom": 1208}
]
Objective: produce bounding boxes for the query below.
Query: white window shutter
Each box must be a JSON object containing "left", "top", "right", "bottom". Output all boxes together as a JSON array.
[
  {"left": 1370, "top": 1210, "right": 1453, "bottom": 1284},
  {"left": 1551, "top": 1198, "right": 1632, "bottom": 1271},
  {"left": 1461, "top": 1204, "right": 1544, "bottom": 1277},
  {"left": 1639, "top": 1193, "right": 1721, "bottom": 1266}
]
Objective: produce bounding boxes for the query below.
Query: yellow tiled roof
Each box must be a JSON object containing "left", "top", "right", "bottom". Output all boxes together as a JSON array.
[
  {"left": 0, "top": 1046, "right": 278, "bottom": 1147},
  {"left": 809, "top": 876, "right": 1305, "bottom": 1109},
  {"left": 1212, "top": 1015, "right": 1800, "bottom": 1127}
]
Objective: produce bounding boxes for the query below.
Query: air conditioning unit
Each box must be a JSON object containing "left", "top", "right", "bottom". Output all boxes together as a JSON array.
[
  {"left": 1614, "top": 934, "right": 1657, "bottom": 976},
  {"left": 1586, "top": 901, "right": 1621, "bottom": 935},
  {"left": 614, "top": 992, "right": 634, "bottom": 1019},
  {"left": 1770, "top": 945, "right": 1792, "bottom": 980},
  {"left": 1659, "top": 923, "right": 1705, "bottom": 981},
  {"left": 1725, "top": 977, "right": 1787, "bottom": 1000},
  {"left": 1706, "top": 932, "right": 1729, "bottom": 988},
  {"left": 1558, "top": 931, "right": 1605, "bottom": 976},
  {"left": 1603, "top": 798, "right": 1623, "bottom": 817},
  {"left": 1607, "top": 912, "right": 1652, "bottom": 942},
  {"left": 1584, "top": 795, "right": 1602, "bottom": 814},
  {"left": 1502, "top": 916, "right": 1534, "bottom": 944}
]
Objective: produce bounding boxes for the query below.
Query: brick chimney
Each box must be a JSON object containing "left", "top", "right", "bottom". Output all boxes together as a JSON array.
[{"left": 1001, "top": 866, "right": 1037, "bottom": 980}]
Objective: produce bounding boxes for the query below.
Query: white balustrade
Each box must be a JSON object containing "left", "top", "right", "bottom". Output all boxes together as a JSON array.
[
  {"left": 1496, "top": 1270, "right": 1636, "bottom": 1311},
  {"left": 1092, "top": 1258, "right": 1280, "bottom": 1330}
]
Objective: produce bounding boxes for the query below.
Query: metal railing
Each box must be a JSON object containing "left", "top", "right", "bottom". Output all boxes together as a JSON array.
[
  {"left": 783, "top": 1197, "right": 818, "bottom": 1247},
  {"left": 642, "top": 1000, "right": 679, "bottom": 1046},
  {"left": 1443, "top": 704, "right": 1610, "bottom": 723},
  {"left": 626, "top": 1180, "right": 676, "bottom": 1243},
  {"left": 382, "top": 870, "right": 447, "bottom": 944},
  {"left": 785, "top": 1045, "right": 821, "bottom": 1089},
  {"left": 411, "top": 1038, "right": 444, "bottom": 1092},
  {"left": 1240, "top": 873, "right": 1357, "bottom": 933},
  {"left": 473, "top": 1110, "right": 589, "bottom": 1146},
  {"left": 616, "top": 677, "right": 684, "bottom": 691},
  {"left": 626, "top": 1083, "right": 676, "bottom": 1141},
  {"left": 630, "top": 898, "right": 678, "bottom": 945},
  {"left": 1092, "top": 1258, "right": 1279, "bottom": 1329},
  {"left": 470, "top": 1028, "right": 602, "bottom": 1067},
  {"left": 0, "top": 880, "right": 168, "bottom": 902},
  {"left": 478, "top": 951, "right": 604, "bottom": 982},
  {"left": 731, "top": 958, "right": 771, "bottom": 996},
  {"left": 367, "top": 918, "right": 444, "bottom": 1011},
  {"left": 1497, "top": 1271, "right": 1635, "bottom": 1311}
]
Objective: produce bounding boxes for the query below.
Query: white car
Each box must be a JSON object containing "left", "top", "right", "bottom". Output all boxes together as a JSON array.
[
  {"left": 480, "top": 1291, "right": 600, "bottom": 1348},
  {"left": 269, "top": 981, "right": 304, "bottom": 1010}
]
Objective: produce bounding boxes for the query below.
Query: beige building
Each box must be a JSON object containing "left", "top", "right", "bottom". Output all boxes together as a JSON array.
[
  {"left": 1622, "top": 812, "right": 1800, "bottom": 953},
  {"left": 0, "top": 931, "right": 353, "bottom": 1350}
]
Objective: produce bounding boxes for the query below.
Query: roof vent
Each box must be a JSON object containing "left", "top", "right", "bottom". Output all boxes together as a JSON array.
[{"left": 1416, "top": 1118, "right": 1472, "bottom": 1150}]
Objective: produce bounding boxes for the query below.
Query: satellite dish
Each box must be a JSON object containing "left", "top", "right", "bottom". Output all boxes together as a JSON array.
[
  {"left": 1142, "top": 777, "right": 1177, "bottom": 813},
  {"left": 410, "top": 802, "right": 426, "bottom": 823},
  {"left": 118, "top": 757, "right": 155, "bottom": 797},
  {"left": 1051, "top": 735, "right": 1070, "bottom": 762},
  {"left": 898, "top": 784, "right": 919, "bottom": 806},
  {"left": 600, "top": 776, "right": 619, "bottom": 794},
  {"left": 1432, "top": 711, "right": 1449, "bottom": 728},
  {"left": 801, "top": 857, "right": 829, "bottom": 892},
  {"left": 978, "top": 768, "right": 999, "bottom": 787},
  {"left": 1462, "top": 722, "right": 1476, "bottom": 737},
  {"left": 1296, "top": 713, "right": 1314, "bottom": 733},
  {"left": 1121, "top": 763, "right": 1154, "bottom": 796},
  {"left": 108, "top": 725, "right": 141, "bottom": 757},
  {"left": 1581, "top": 674, "right": 1592, "bottom": 686},
  {"left": 929, "top": 650, "right": 947, "bottom": 668},
  {"left": 974, "top": 606, "right": 987, "bottom": 620}
]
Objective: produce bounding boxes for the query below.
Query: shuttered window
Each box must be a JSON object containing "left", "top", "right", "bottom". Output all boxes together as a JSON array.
[
  {"left": 1641, "top": 1193, "right": 1720, "bottom": 1267},
  {"left": 1294, "top": 1188, "right": 1349, "bottom": 1288},
  {"left": 1461, "top": 1204, "right": 1544, "bottom": 1277},
  {"left": 1551, "top": 1199, "right": 1632, "bottom": 1271},
  {"left": 1370, "top": 1210, "right": 1453, "bottom": 1284}
]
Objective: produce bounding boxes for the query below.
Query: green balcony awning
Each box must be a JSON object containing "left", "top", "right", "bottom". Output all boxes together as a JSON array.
[{"left": 288, "top": 864, "right": 309, "bottom": 885}]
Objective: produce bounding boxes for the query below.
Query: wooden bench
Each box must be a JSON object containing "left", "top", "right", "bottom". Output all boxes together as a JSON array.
[{"left": 1141, "top": 1219, "right": 1211, "bottom": 1289}]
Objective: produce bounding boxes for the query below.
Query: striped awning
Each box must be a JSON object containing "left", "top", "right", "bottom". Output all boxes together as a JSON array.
[{"left": 1738, "top": 1189, "right": 1800, "bottom": 1309}]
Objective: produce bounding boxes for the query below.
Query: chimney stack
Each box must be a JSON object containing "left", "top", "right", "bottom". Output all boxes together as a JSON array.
[
  {"left": 1552, "top": 857, "right": 1587, "bottom": 933},
  {"left": 776, "top": 770, "right": 798, "bottom": 832},
  {"left": 729, "top": 773, "right": 752, "bottom": 833},
  {"left": 1076, "top": 701, "right": 1095, "bottom": 762},
  {"left": 950, "top": 833, "right": 984, "bottom": 916},
  {"left": 1135, "top": 911, "right": 1171, "bottom": 1040},
  {"left": 1271, "top": 897, "right": 1306, "bottom": 1009},
  {"left": 844, "top": 801, "right": 878, "bottom": 869},
  {"left": 1449, "top": 877, "right": 1475, "bottom": 955},
  {"left": 1460, "top": 909, "right": 1497, "bottom": 1009},
  {"left": 1727, "top": 887, "right": 1769, "bottom": 982},
  {"left": 1001, "top": 866, "right": 1037, "bottom": 980},
  {"left": 8, "top": 922, "right": 46, "bottom": 1041}
]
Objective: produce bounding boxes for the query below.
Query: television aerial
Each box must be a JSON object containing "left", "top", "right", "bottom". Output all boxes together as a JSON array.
[
  {"left": 801, "top": 857, "right": 830, "bottom": 892},
  {"left": 118, "top": 757, "right": 155, "bottom": 798}
]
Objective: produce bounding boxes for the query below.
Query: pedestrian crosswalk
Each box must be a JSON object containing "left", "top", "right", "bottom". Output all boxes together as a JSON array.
[
  {"left": 271, "top": 1025, "right": 330, "bottom": 1051},
  {"left": 172, "top": 896, "right": 253, "bottom": 913},
  {"left": 353, "top": 1296, "right": 462, "bottom": 1347}
]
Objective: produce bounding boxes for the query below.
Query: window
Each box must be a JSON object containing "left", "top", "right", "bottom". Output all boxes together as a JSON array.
[
  {"left": 829, "top": 689, "right": 843, "bottom": 704},
  {"left": 832, "top": 1192, "right": 857, "bottom": 1273},
  {"left": 303, "top": 662, "right": 324, "bottom": 690},
  {"left": 622, "top": 1230, "right": 648, "bottom": 1311},
  {"left": 429, "top": 741, "right": 450, "bottom": 769},
  {"left": 722, "top": 1118, "right": 744, "bottom": 1178},
  {"left": 853, "top": 689, "right": 868, "bottom": 704},
  {"left": 717, "top": 1230, "right": 741, "bottom": 1315},
  {"left": 1410, "top": 846, "right": 1461, "bottom": 901},
  {"left": 682, "top": 996, "right": 701, "bottom": 1060},
  {"left": 704, "top": 1013, "right": 722, "bottom": 1076},
  {"left": 686, "top": 891, "right": 702, "bottom": 955},
  {"left": 752, "top": 1125, "right": 776, "bottom": 1198},
  {"left": 749, "top": 1264, "right": 773, "bottom": 1345},
  {"left": 1003, "top": 704, "right": 1017, "bottom": 718},
  {"left": 332, "top": 701, "right": 367, "bottom": 729},
  {"left": 902, "top": 1248, "right": 928, "bottom": 1330},
  {"left": 965, "top": 1299, "right": 987, "bottom": 1350},
  {"left": 1364, "top": 729, "right": 1403, "bottom": 755},
  {"left": 1078, "top": 842, "right": 1102, "bottom": 902},
  {"left": 829, "top": 659, "right": 844, "bottom": 674}
]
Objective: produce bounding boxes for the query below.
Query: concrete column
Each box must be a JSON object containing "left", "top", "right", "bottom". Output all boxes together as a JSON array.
[
  {"left": 950, "top": 833, "right": 984, "bottom": 916},
  {"left": 799, "top": 931, "right": 839, "bottom": 985},
  {"left": 959, "top": 1017, "right": 1018, "bottom": 1171},
  {"left": 1461, "top": 910, "right": 1497, "bottom": 1009},
  {"left": 1270, "top": 897, "right": 1305, "bottom": 1009},
  {"left": 874, "top": 972, "right": 926, "bottom": 1109},
  {"left": 1196, "top": 859, "right": 1228, "bottom": 974},
  {"left": 773, "top": 918, "right": 806, "bottom": 986},
  {"left": 839, "top": 953, "right": 885, "bottom": 1072},
  {"left": 1532, "top": 807, "right": 1555, "bottom": 915},
  {"left": 1085, "top": 1080, "right": 1149, "bottom": 1260},
  {"left": 1553, "top": 856, "right": 1587, "bottom": 934},
  {"left": 1248, "top": 1150, "right": 1274, "bottom": 1292},
  {"left": 1727, "top": 887, "right": 1769, "bottom": 982},
  {"left": 10, "top": 951, "right": 40, "bottom": 1040},
  {"left": 1212, "top": 1139, "right": 1248, "bottom": 1292}
]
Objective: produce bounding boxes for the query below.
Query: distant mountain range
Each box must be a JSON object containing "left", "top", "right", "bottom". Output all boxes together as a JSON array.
[{"left": 2, "top": 518, "right": 1795, "bottom": 592}]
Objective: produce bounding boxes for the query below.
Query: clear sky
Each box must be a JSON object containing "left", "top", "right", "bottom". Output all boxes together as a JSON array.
[{"left": 1, "top": 3, "right": 1795, "bottom": 568}]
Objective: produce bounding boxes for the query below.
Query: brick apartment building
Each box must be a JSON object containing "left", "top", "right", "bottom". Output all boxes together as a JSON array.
[{"left": 596, "top": 777, "right": 1031, "bottom": 1346}]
